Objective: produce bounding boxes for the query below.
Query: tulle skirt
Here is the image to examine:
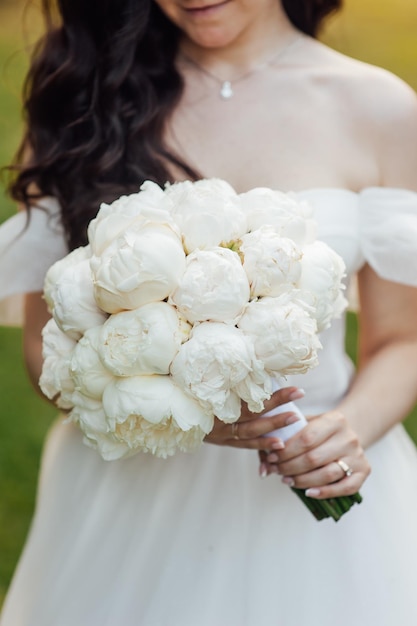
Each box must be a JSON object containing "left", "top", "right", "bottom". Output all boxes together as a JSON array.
[{"left": 1, "top": 417, "right": 417, "bottom": 626}]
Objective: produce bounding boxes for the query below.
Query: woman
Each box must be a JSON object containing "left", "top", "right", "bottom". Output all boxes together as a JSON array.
[{"left": 1, "top": 0, "right": 417, "bottom": 624}]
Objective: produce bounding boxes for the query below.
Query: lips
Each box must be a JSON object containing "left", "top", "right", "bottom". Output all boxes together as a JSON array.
[{"left": 183, "top": 1, "right": 230, "bottom": 14}]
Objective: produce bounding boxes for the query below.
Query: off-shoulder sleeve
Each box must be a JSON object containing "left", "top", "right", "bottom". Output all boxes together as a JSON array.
[
  {"left": 0, "top": 198, "right": 68, "bottom": 324},
  {"left": 359, "top": 187, "right": 417, "bottom": 287}
]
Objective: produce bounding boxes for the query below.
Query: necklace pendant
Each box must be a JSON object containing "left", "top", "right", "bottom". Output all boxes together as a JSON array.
[{"left": 220, "top": 81, "right": 233, "bottom": 100}]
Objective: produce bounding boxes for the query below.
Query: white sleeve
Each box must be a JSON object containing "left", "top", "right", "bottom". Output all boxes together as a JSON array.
[
  {"left": 360, "top": 187, "right": 417, "bottom": 287},
  {"left": 0, "top": 198, "right": 68, "bottom": 325}
]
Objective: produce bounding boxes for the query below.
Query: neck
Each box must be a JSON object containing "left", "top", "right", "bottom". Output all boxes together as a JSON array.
[{"left": 179, "top": 4, "right": 299, "bottom": 76}]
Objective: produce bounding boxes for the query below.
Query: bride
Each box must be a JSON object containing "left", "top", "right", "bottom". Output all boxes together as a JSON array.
[{"left": 1, "top": 0, "right": 417, "bottom": 624}]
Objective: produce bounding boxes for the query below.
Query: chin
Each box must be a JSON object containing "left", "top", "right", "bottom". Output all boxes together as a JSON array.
[{"left": 184, "top": 26, "right": 239, "bottom": 49}]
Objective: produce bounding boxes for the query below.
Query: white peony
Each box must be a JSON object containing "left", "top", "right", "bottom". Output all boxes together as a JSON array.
[
  {"left": 88, "top": 181, "right": 177, "bottom": 256},
  {"left": 165, "top": 178, "right": 247, "bottom": 253},
  {"left": 240, "top": 187, "right": 316, "bottom": 246},
  {"left": 70, "top": 326, "right": 114, "bottom": 399},
  {"left": 39, "top": 318, "right": 77, "bottom": 409},
  {"left": 40, "top": 180, "right": 349, "bottom": 464},
  {"left": 102, "top": 375, "right": 213, "bottom": 458},
  {"left": 91, "top": 222, "right": 186, "bottom": 314},
  {"left": 114, "top": 416, "right": 206, "bottom": 459},
  {"left": 99, "top": 302, "right": 191, "bottom": 376},
  {"left": 297, "top": 241, "right": 348, "bottom": 332},
  {"left": 170, "top": 247, "right": 250, "bottom": 324},
  {"left": 234, "top": 363, "right": 273, "bottom": 414},
  {"left": 238, "top": 296, "right": 321, "bottom": 376},
  {"left": 44, "top": 246, "right": 89, "bottom": 310},
  {"left": 70, "top": 393, "right": 132, "bottom": 461},
  {"left": 44, "top": 245, "right": 108, "bottom": 340},
  {"left": 170, "top": 322, "right": 271, "bottom": 420},
  {"left": 240, "top": 227, "right": 302, "bottom": 297}
]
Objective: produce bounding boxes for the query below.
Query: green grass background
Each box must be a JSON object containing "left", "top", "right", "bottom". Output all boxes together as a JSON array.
[{"left": 1, "top": 0, "right": 417, "bottom": 607}]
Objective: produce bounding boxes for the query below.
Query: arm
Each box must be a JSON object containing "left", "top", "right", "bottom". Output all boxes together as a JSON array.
[
  {"left": 263, "top": 73, "right": 417, "bottom": 497},
  {"left": 339, "top": 267, "right": 417, "bottom": 449},
  {"left": 339, "top": 72, "right": 417, "bottom": 448},
  {"left": 23, "top": 291, "right": 51, "bottom": 396},
  {"left": 273, "top": 263, "right": 417, "bottom": 499}
]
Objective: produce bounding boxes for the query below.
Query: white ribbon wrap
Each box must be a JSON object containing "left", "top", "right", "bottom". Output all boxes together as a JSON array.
[{"left": 263, "top": 378, "right": 308, "bottom": 441}]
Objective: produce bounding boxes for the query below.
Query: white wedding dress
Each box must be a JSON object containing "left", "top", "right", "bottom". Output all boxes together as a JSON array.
[{"left": 1, "top": 187, "right": 417, "bottom": 626}]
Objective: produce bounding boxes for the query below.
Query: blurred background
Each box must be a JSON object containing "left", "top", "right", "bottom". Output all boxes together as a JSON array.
[{"left": 0, "top": 0, "right": 417, "bottom": 607}]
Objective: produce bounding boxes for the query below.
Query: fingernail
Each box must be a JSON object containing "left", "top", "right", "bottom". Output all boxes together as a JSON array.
[
  {"left": 281, "top": 476, "right": 295, "bottom": 487},
  {"left": 289, "top": 388, "right": 305, "bottom": 401},
  {"left": 285, "top": 414, "right": 299, "bottom": 426},
  {"left": 271, "top": 439, "right": 285, "bottom": 450},
  {"left": 259, "top": 463, "right": 268, "bottom": 479},
  {"left": 267, "top": 453, "right": 279, "bottom": 463},
  {"left": 269, "top": 465, "right": 279, "bottom": 474},
  {"left": 305, "top": 488, "right": 321, "bottom": 498}
]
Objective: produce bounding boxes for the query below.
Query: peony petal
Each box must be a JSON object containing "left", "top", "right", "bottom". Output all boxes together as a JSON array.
[{"left": 170, "top": 248, "right": 249, "bottom": 324}]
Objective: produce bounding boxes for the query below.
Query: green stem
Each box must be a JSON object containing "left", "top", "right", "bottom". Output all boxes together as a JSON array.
[
  {"left": 291, "top": 488, "right": 362, "bottom": 522},
  {"left": 291, "top": 488, "right": 326, "bottom": 520}
]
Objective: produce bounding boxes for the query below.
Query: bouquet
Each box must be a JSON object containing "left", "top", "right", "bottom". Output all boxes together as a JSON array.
[{"left": 40, "top": 178, "right": 360, "bottom": 521}]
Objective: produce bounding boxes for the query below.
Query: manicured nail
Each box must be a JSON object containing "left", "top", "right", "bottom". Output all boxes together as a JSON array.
[
  {"left": 267, "top": 453, "right": 279, "bottom": 463},
  {"left": 269, "top": 465, "right": 279, "bottom": 474},
  {"left": 259, "top": 463, "right": 268, "bottom": 479},
  {"left": 285, "top": 414, "right": 299, "bottom": 426},
  {"left": 289, "top": 388, "right": 305, "bottom": 401},
  {"left": 305, "top": 488, "right": 321, "bottom": 498},
  {"left": 281, "top": 476, "right": 295, "bottom": 487},
  {"left": 271, "top": 439, "right": 285, "bottom": 450}
]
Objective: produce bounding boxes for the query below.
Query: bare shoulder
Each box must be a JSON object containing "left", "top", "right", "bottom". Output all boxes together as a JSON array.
[
  {"left": 341, "top": 57, "right": 417, "bottom": 129},
  {"left": 304, "top": 39, "right": 417, "bottom": 120},
  {"left": 302, "top": 39, "right": 417, "bottom": 187}
]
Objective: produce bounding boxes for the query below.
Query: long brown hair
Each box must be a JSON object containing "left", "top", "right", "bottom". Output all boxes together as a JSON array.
[{"left": 9, "top": 0, "right": 342, "bottom": 249}]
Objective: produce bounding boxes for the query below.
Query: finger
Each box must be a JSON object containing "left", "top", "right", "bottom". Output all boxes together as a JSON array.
[
  {"left": 260, "top": 386, "right": 305, "bottom": 415},
  {"left": 258, "top": 451, "right": 280, "bottom": 478},
  {"left": 240, "top": 386, "right": 305, "bottom": 420},
  {"left": 263, "top": 461, "right": 279, "bottom": 476},
  {"left": 258, "top": 450, "right": 269, "bottom": 478},
  {"left": 281, "top": 453, "right": 370, "bottom": 493},
  {"left": 227, "top": 435, "right": 288, "bottom": 451},
  {"left": 277, "top": 411, "right": 345, "bottom": 462},
  {"left": 259, "top": 450, "right": 268, "bottom": 464},
  {"left": 233, "top": 410, "right": 300, "bottom": 441},
  {"left": 207, "top": 408, "right": 301, "bottom": 450},
  {"left": 280, "top": 459, "right": 350, "bottom": 489},
  {"left": 303, "top": 473, "right": 368, "bottom": 499},
  {"left": 276, "top": 431, "right": 352, "bottom": 476}
]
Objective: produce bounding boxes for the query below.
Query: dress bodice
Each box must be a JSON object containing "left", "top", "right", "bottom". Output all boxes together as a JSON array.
[
  {"left": 0, "top": 188, "right": 416, "bottom": 408},
  {"left": 284, "top": 187, "right": 417, "bottom": 413},
  {"left": 295, "top": 187, "right": 417, "bottom": 285},
  {"left": 1, "top": 187, "right": 416, "bottom": 301}
]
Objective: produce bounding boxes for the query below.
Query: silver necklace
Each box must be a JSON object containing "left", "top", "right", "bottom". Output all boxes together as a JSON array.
[{"left": 181, "top": 36, "right": 302, "bottom": 101}]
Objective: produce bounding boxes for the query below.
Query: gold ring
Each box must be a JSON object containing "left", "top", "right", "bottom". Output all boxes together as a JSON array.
[
  {"left": 336, "top": 459, "right": 353, "bottom": 477},
  {"left": 231, "top": 422, "right": 240, "bottom": 440}
]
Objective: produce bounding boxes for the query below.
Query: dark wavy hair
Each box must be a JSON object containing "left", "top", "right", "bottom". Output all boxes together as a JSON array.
[{"left": 9, "top": 0, "right": 342, "bottom": 249}]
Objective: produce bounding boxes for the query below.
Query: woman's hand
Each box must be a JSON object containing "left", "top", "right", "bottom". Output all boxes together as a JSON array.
[
  {"left": 260, "top": 410, "right": 371, "bottom": 497},
  {"left": 204, "top": 386, "right": 303, "bottom": 457}
]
